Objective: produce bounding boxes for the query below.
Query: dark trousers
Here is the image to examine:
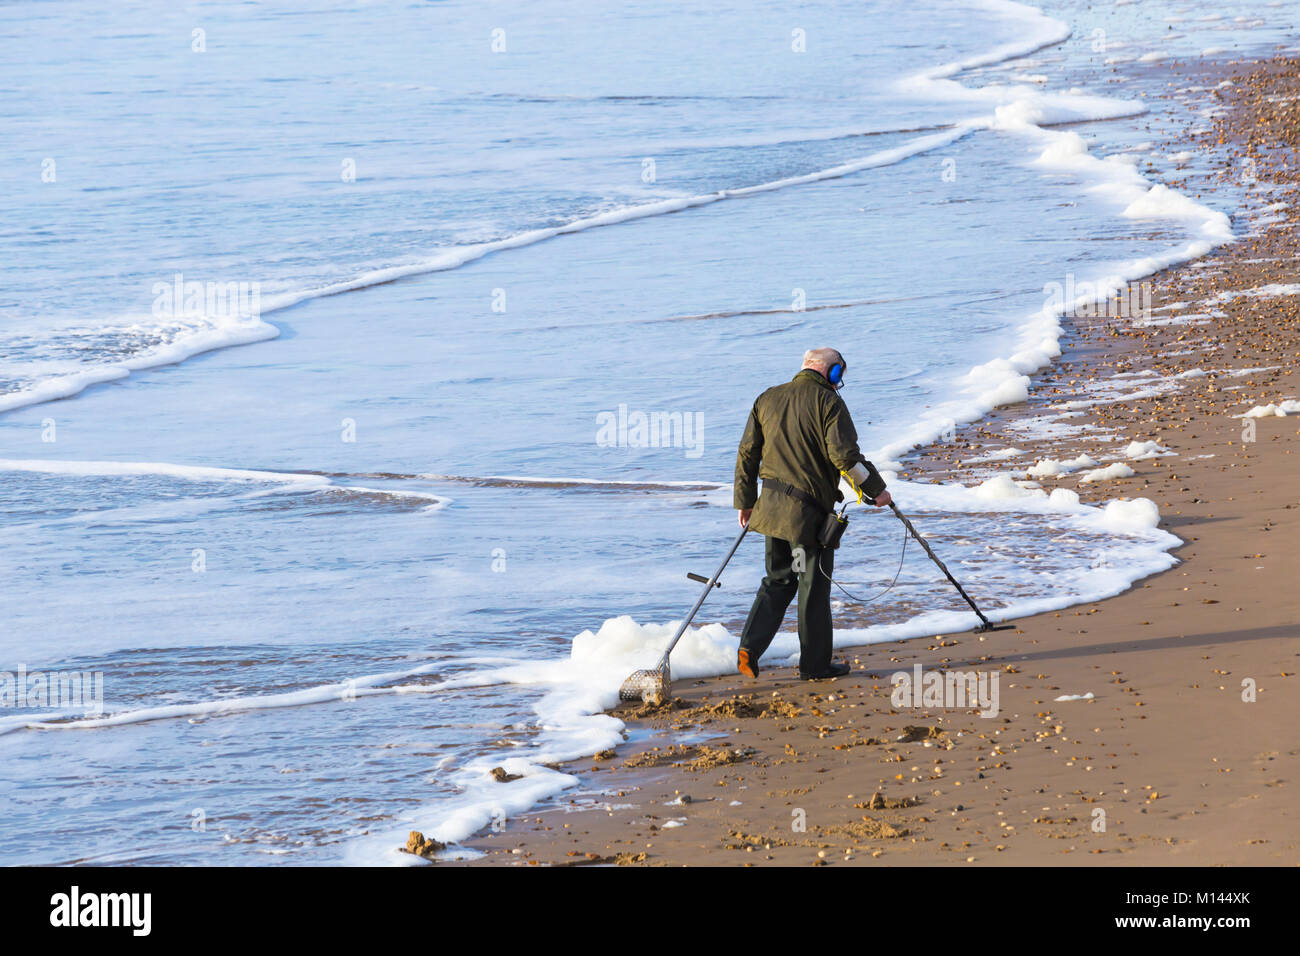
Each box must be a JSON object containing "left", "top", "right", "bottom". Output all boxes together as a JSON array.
[{"left": 738, "top": 536, "right": 834, "bottom": 675}]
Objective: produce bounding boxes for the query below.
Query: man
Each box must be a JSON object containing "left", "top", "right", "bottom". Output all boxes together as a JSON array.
[{"left": 733, "top": 347, "right": 891, "bottom": 681}]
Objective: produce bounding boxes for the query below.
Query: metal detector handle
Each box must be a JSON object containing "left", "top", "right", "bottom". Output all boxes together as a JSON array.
[
  {"left": 656, "top": 524, "right": 749, "bottom": 668},
  {"left": 888, "top": 502, "right": 997, "bottom": 630}
]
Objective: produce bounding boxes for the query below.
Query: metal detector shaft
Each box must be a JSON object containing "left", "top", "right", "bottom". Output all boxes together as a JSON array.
[
  {"left": 655, "top": 525, "right": 749, "bottom": 668},
  {"left": 887, "top": 501, "right": 1007, "bottom": 632}
]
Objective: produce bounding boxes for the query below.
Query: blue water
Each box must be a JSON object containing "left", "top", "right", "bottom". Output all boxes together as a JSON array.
[{"left": 0, "top": 0, "right": 1290, "bottom": 863}]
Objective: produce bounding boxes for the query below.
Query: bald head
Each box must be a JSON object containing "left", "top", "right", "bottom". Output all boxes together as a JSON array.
[{"left": 801, "top": 347, "right": 845, "bottom": 385}]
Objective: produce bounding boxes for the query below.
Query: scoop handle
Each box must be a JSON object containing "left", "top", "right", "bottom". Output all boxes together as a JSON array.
[{"left": 657, "top": 524, "right": 749, "bottom": 668}]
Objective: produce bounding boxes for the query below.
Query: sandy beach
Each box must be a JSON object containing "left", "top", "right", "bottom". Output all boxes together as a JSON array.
[{"left": 454, "top": 56, "right": 1300, "bottom": 867}]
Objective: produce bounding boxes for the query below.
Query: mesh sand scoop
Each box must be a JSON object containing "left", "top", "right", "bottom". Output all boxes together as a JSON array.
[
  {"left": 618, "top": 661, "right": 671, "bottom": 703},
  {"left": 617, "top": 526, "right": 748, "bottom": 704}
]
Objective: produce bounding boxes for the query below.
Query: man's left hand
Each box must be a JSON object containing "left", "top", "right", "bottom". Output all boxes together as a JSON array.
[{"left": 872, "top": 489, "right": 892, "bottom": 508}]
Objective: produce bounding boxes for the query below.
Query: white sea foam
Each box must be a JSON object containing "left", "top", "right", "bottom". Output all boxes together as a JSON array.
[
  {"left": 0, "top": 661, "right": 445, "bottom": 737},
  {"left": 0, "top": 314, "right": 279, "bottom": 415},
  {"left": 1214, "top": 283, "right": 1300, "bottom": 300},
  {"left": 970, "top": 474, "right": 1040, "bottom": 499},
  {"left": 0, "top": 458, "right": 329, "bottom": 487},
  {"left": 1097, "top": 496, "right": 1160, "bottom": 530},
  {"left": 1006, "top": 413, "right": 1104, "bottom": 442},
  {"left": 1078, "top": 462, "right": 1137, "bottom": 483},
  {"left": 340, "top": 486, "right": 451, "bottom": 512},
  {"left": 1026, "top": 453, "right": 1098, "bottom": 477},
  {"left": 1240, "top": 399, "right": 1300, "bottom": 418},
  {"left": 963, "top": 446, "right": 1026, "bottom": 463},
  {"left": 0, "top": 460, "right": 452, "bottom": 516},
  {"left": 1124, "top": 440, "right": 1171, "bottom": 459}
]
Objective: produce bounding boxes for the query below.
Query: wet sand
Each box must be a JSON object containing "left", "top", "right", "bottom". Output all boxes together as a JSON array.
[{"left": 454, "top": 57, "right": 1299, "bottom": 867}]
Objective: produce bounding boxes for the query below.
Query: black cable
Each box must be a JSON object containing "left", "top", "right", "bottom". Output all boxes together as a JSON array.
[{"left": 817, "top": 514, "right": 909, "bottom": 605}]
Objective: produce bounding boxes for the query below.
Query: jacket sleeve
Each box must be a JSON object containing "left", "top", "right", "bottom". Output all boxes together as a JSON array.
[
  {"left": 734, "top": 401, "right": 763, "bottom": 509},
  {"left": 825, "top": 399, "right": 887, "bottom": 498}
]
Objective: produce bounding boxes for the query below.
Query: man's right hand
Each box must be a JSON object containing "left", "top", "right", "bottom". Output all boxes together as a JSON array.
[
  {"left": 738, "top": 508, "right": 752, "bottom": 529},
  {"left": 872, "top": 489, "right": 892, "bottom": 508}
]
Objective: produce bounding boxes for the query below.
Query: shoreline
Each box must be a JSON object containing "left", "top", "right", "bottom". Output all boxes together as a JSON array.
[{"left": 454, "top": 55, "right": 1300, "bottom": 867}]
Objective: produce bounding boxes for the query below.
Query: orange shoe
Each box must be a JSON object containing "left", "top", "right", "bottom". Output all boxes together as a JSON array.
[{"left": 737, "top": 647, "right": 759, "bottom": 679}]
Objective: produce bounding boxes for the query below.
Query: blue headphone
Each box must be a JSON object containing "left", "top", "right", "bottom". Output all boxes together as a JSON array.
[{"left": 827, "top": 356, "right": 846, "bottom": 387}]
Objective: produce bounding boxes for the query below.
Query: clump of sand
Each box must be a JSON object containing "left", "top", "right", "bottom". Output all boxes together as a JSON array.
[
  {"left": 686, "top": 745, "right": 756, "bottom": 771},
  {"left": 402, "top": 830, "right": 445, "bottom": 859},
  {"left": 620, "top": 743, "right": 757, "bottom": 770},
  {"left": 677, "top": 693, "right": 806, "bottom": 723},
  {"left": 856, "top": 792, "right": 920, "bottom": 810},
  {"left": 823, "top": 818, "right": 911, "bottom": 840},
  {"left": 621, "top": 744, "right": 697, "bottom": 768},
  {"left": 896, "top": 725, "right": 946, "bottom": 743},
  {"left": 624, "top": 697, "right": 689, "bottom": 719},
  {"left": 564, "top": 851, "right": 649, "bottom": 866},
  {"left": 724, "top": 830, "right": 794, "bottom": 851}
]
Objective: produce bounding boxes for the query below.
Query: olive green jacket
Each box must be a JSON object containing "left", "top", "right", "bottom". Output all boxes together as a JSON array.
[{"left": 734, "top": 369, "right": 883, "bottom": 548}]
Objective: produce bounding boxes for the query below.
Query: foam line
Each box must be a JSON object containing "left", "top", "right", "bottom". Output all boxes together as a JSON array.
[
  {"left": 245, "top": 126, "right": 975, "bottom": 314},
  {"left": 0, "top": 460, "right": 453, "bottom": 522},
  {"left": 865, "top": 0, "right": 1235, "bottom": 472},
  {"left": 0, "top": 662, "right": 452, "bottom": 737},
  {"left": 0, "top": 317, "right": 279, "bottom": 415},
  {"left": 0, "top": 458, "right": 329, "bottom": 486},
  {"left": 0, "top": 124, "right": 974, "bottom": 416},
  {"left": 418, "top": 473, "right": 726, "bottom": 491}
]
